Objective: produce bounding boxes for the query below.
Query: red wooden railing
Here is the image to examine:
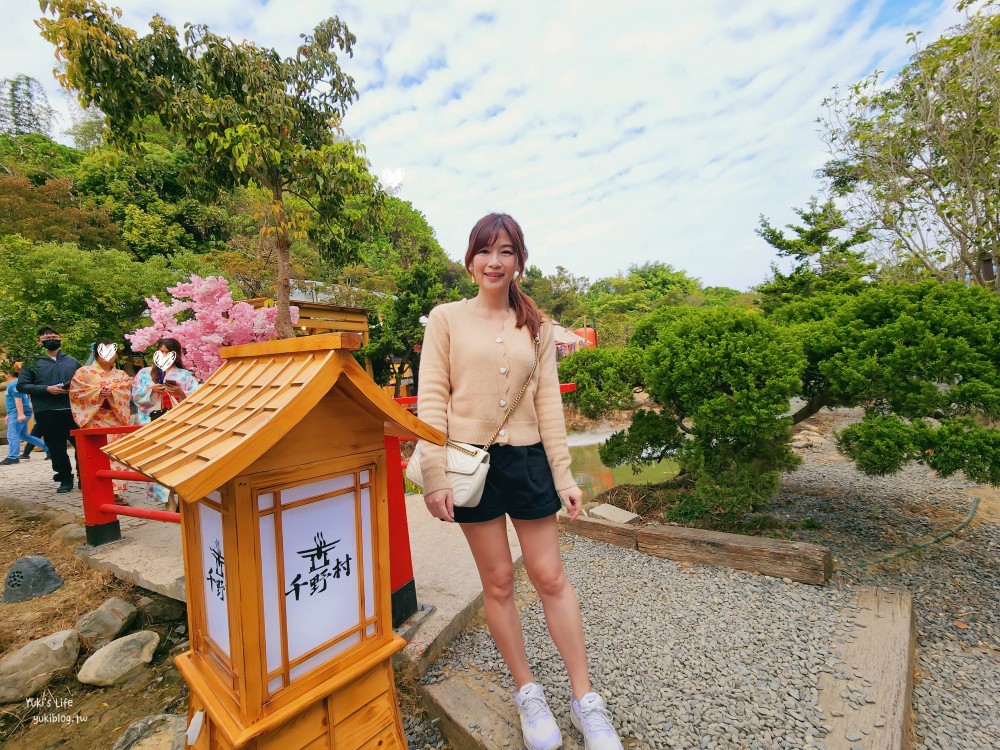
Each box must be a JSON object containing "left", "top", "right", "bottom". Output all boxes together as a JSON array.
[{"left": 72, "top": 425, "right": 179, "bottom": 546}]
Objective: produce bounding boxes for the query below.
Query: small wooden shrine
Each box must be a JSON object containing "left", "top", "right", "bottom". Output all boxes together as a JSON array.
[{"left": 105, "top": 333, "right": 444, "bottom": 750}]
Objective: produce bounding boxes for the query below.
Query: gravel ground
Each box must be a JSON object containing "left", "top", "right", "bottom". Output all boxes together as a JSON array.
[{"left": 404, "top": 411, "right": 1000, "bottom": 749}]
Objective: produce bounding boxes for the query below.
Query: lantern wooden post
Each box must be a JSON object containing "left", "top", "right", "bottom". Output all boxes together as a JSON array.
[{"left": 105, "top": 333, "right": 445, "bottom": 750}]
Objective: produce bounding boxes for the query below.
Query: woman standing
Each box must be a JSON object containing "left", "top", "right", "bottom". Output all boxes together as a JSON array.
[
  {"left": 70, "top": 340, "right": 132, "bottom": 501},
  {"left": 132, "top": 338, "right": 199, "bottom": 507},
  {"left": 416, "top": 214, "right": 622, "bottom": 750}
]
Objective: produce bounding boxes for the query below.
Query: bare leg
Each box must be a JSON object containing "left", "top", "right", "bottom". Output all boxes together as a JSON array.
[
  {"left": 461, "top": 517, "right": 534, "bottom": 689},
  {"left": 512, "top": 515, "right": 591, "bottom": 699}
]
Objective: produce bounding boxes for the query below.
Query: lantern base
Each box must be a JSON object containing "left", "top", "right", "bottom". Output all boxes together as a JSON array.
[{"left": 179, "top": 635, "right": 408, "bottom": 750}]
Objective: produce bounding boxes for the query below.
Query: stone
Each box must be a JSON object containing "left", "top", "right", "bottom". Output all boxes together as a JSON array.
[
  {"left": 77, "top": 597, "right": 139, "bottom": 648},
  {"left": 111, "top": 713, "right": 186, "bottom": 750},
  {"left": 45, "top": 511, "right": 77, "bottom": 528},
  {"left": 14, "top": 500, "right": 45, "bottom": 521},
  {"left": 137, "top": 594, "right": 186, "bottom": 624},
  {"left": 78, "top": 631, "right": 159, "bottom": 686},
  {"left": 3, "top": 555, "right": 63, "bottom": 603},
  {"left": 52, "top": 524, "right": 87, "bottom": 548},
  {"left": 588, "top": 503, "right": 641, "bottom": 525},
  {"left": 0, "top": 630, "right": 80, "bottom": 703}
]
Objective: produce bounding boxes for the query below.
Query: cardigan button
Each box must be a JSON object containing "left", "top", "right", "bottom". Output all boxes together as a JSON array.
[
  {"left": 499, "top": 367, "right": 507, "bottom": 374},
  {"left": 499, "top": 399, "right": 507, "bottom": 407},
  {"left": 499, "top": 429, "right": 506, "bottom": 437},
  {"left": 496, "top": 337, "right": 503, "bottom": 343}
]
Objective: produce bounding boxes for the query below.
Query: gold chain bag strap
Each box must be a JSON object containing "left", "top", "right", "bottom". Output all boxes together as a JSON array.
[{"left": 407, "top": 333, "right": 540, "bottom": 508}]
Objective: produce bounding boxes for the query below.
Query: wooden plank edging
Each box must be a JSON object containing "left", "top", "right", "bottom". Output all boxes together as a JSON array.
[
  {"left": 558, "top": 514, "right": 638, "bottom": 549},
  {"left": 561, "top": 514, "right": 832, "bottom": 585},
  {"left": 816, "top": 587, "right": 915, "bottom": 750}
]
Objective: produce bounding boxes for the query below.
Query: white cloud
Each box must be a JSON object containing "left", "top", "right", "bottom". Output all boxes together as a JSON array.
[{"left": 2, "top": 0, "right": 964, "bottom": 290}]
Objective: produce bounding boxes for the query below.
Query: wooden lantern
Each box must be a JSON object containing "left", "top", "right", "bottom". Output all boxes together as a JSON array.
[{"left": 106, "top": 333, "right": 444, "bottom": 750}]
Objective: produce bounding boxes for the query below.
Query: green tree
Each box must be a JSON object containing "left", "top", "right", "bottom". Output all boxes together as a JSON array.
[
  {"left": 0, "top": 130, "right": 120, "bottom": 249},
  {"left": 590, "top": 261, "right": 699, "bottom": 309},
  {"left": 362, "top": 262, "right": 449, "bottom": 396},
  {"left": 0, "top": 174, "right": 120, "bottom": 249},
  {"left": 521, "top": 265, "right": 589, "bottom": 324},
  {"left": 584, "top": 306, "right": 805, "bottom": 521},
  {"left": 805, "top": 281, "right": 999, "bottom": 484},
  {"left": 691, "top": 286, "right": 755, "bottom": 308},
  {"left": 755, "top": 197, "right": 874, "bottom": 320},
  {"left": 63, "top": 99, "right": 105, "bottom": 150},
  {"left": 74, "top": 130, "right": 231, "bottom": 258},
  {"left": 558, "top": 347, "right": 643, "bottom": 419},
  {"left": 820, "top": 8, "right": 1000, "bottom": 289},
  {"left": 0, "top": 132, "right": 83, "bottom": 183},
  {"left": 39, "top": 0, "right": 383, "bottom": 336},
  {"left": 356, "top": 198, "right": 469, "bottom": 390},
  {"left": 0, "top": 75, "right": 56, "bottom": 136},
  {"left": 214, "top": 186, "right": 322, "bottom": 298},
  {"left": 0, "top": 235, "right": 175, "bottom": 363}
]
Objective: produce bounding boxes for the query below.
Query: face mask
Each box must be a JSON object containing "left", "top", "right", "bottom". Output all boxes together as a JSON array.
[{"left": 41, "top": 340, "right": 61, "bottom": 351}]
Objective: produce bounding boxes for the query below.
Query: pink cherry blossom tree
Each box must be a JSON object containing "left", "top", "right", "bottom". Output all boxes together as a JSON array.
[{"left": 128, "top": 275, "right": 298, "bottom": 380}]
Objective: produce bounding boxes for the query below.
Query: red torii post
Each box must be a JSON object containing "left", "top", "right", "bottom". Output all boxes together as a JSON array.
[
  {"left": 73, "top": 425, "right": 180, "bottom": 546},
  {"left": 388, "top": 396, "right": 419, "bottom": 628}
]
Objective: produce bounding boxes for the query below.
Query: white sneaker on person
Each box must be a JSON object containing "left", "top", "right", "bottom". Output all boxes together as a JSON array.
[
  {"left": 514, "top": 682, "right": 562, "bottom": 750},
  {"left": 570, "top": 692, "right": 623, "bottom": 750}
]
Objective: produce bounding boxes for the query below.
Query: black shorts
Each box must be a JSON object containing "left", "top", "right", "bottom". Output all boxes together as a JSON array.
[{"left": 454, "top": 442, "right": 563, "bottom": 524}]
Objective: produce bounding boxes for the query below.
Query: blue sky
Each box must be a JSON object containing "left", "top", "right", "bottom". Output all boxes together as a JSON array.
[{"left": 3, "top": 0, "right": 964, "bottom": 290}]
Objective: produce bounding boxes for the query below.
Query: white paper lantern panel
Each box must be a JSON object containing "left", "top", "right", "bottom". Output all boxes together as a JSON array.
[
  {"left": 280, "top": 487, "right": 360, "bottom": 663},
  {"left": 199, "top": 499, "right": 230, "bottom": 659}
]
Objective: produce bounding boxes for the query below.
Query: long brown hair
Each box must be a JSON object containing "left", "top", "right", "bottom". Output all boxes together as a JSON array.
[{"left": 464, "top": 213, "right": 543, "bottom": 338}]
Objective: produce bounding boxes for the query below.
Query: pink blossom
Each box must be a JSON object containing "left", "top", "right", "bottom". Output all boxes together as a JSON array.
[{"left": 127, "top": 275, "right": 299, "bottom": 380}]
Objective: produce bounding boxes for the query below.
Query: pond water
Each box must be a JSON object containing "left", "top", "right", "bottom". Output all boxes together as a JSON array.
[{"left": 566, "top": 431, "right": 680, "bottom": 502}]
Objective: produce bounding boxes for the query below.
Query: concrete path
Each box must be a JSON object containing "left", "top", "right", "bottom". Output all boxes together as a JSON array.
[{"left": 0, "top": 449, "right": 514, "bottom": 678}]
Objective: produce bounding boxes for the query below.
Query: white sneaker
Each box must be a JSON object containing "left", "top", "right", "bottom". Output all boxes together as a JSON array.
[
  {"left": 570, "top": 692, "right": 623, "bottom": 750},
  {"left": 514, "top": 682, "right": 563, "bottom": 750}
]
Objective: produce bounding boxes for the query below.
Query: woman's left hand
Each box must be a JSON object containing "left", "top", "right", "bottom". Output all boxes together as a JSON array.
[{"left": 557, "top": 486, "right": 584, "bottom": 521}]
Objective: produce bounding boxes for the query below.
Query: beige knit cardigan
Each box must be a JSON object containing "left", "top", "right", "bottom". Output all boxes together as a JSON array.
[{"left": 414, "top": 299, "right": 576, "bottom": 496}]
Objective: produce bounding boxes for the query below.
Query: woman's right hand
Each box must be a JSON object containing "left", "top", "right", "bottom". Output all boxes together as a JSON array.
[
  {"left": 423, "top": 488, "right": 455, "bottom": 523},
  {"left": 151, "top": 383, "right": 165, "bottom": 394}
]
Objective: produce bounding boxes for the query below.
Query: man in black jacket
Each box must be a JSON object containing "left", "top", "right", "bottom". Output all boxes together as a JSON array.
[{"left": 17, "top": 327, "right": 81, "bottom": 492}]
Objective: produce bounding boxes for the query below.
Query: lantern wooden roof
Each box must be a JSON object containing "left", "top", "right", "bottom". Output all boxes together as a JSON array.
[{"left": 105, "top": 333, "right": 444, "bottom": 503}]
